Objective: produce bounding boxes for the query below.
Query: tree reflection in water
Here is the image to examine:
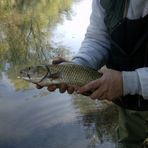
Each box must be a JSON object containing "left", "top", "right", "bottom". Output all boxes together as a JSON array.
[
  {"left": 0, "top": 0, "right": 72, "bottom": 65},
  {"left": 0, "top": 0, "right": 72, "bottom": 90},
  {"left": 73, "top": 95, "right": 118, "bottom": 148}
]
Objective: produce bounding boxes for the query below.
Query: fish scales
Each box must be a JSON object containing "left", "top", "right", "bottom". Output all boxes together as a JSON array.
[{"left": 47, "top": 64, "right": 101, "bottom": 86}]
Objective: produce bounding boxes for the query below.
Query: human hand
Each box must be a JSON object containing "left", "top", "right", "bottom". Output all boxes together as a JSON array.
[
  {"left": 36, "top": 57, "right": 75, "bottom": 94},
  {"left": 77, "top": 68, "right": 123, "bottom": 101}
]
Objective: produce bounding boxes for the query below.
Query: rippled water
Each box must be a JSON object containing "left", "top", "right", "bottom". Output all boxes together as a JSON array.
[{"left": 0, "top": 0, "right": 118, "bottom": 147}]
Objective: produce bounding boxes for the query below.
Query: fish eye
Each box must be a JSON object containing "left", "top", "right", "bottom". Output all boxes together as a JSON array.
[
  {"left": 27, "top": 73, "right": 31, "bottom": 79},
  {"left": 28, "top": 67, "right": 31, "bottom": 70}
]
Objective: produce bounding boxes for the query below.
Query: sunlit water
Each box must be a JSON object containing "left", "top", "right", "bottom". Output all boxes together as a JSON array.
[
  {"left": 51, "top": 0, "right": 91, "bottom": 53},
  {"left": 0, "top": 0, "right": 118, "bottom": 148}
]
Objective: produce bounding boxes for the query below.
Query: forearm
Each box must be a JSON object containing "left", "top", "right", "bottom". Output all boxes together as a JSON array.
[
  {"left": 122, "top": 67, "right": 148, "bottom": 99},
  {"left": 72, "top": 0, "right": 110, "bottom": 70},
  {"left": 72, "top": 39, "right": 109, "bottom": 70}
]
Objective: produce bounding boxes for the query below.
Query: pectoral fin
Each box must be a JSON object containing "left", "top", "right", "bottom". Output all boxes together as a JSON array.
[{"left": 47, "top": 72, "right": 62, "bottom": 79}]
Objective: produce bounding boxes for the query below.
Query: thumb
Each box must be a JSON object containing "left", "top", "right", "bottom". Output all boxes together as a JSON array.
[
  {"left": 99, "top": 66, "right": 110, "bottom": 74},
  {"left": 52, "top": 57, "right": 67, "bottom": 64}
]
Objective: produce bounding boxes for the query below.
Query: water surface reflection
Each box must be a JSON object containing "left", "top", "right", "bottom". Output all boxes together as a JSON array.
[{"left": 0, "top": 0, "right": 118, "bottom": 147}]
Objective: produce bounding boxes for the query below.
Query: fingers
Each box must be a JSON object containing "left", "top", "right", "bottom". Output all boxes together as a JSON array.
[
  {"left": 59, "top": 83, "right": 68, "bottom": 93},
  {"left": 90, "top": 89, "right": 104, "bottom": 100},
  {"left": 77, "top": 78, "right": 108, "bottom": 100},
  {"left": 67, "top": 86, "right": 74, "bottom": 94},
  {"left": 47, "top": 84, "right": 75, "bottom": 94},
  {"left": 47, "top": 84, "right": 67, "bottom": 93},
  {"left": 78, "top": 79, "right": 101, "bottom": 94},
  {"left": 52, "top": 57, "right": 67, "bottom": 64},
  {"left": 47, "top": 84, "right": 57, "bottom": 92},
  {"left": 36, "top": 84, "right": 43, "bottom": 89}
]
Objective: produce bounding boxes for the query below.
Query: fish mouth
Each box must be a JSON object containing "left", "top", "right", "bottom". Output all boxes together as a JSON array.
[
  {"left": 19, "top": 70, "right": 32, "bottom": 81},
  {"left": 27, "top": 73, "right": 31, "bottom": 79}
]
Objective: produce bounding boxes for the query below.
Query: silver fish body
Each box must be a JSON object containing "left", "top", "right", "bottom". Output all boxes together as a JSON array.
[{"left": 19, "top": 63, "right": 102, "bottom": 87}]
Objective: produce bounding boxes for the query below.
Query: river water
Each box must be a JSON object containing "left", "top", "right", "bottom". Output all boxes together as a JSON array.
[{"left": 0, "top": 0, "right": 118, "bottom": 147}]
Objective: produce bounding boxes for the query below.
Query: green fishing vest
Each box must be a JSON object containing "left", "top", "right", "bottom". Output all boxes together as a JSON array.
[
  {"left": 100, "top": 0, "right": 127, "bottom": 34},
  {"left": 100, "top": 0, "right": 148, "bottom": 111}
]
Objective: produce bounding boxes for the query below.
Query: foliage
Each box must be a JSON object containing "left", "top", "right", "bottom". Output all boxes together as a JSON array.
[
  {"left": 72, "top": 95, "right": 118, "bottom": 146},
  {"left": 0, "top": 0, "right": 73, "bottom": 90}
]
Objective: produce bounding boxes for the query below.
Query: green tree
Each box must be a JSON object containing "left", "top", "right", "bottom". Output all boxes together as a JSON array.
[{"left": 0, "top": 0, "right": 73, "bottom": 90}]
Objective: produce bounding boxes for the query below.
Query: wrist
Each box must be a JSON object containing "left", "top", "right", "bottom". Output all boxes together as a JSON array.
[{"left": 122, "top": 71, "right": 142, "bottom": 96}]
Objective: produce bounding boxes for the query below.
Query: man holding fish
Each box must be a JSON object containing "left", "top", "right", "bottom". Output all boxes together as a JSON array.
[{"left": 35, "top": 0, "right": 148, "bottom": 147}]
